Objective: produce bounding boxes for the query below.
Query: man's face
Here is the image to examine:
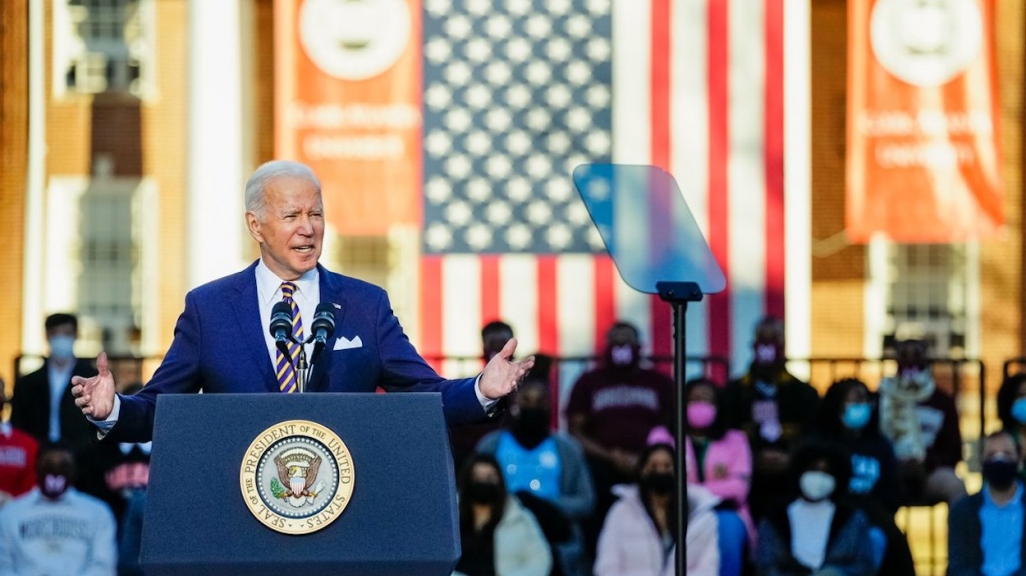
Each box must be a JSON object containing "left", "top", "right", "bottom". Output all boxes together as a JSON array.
[
  {"left": 897, "top": 341, "right": 928, "bottom": 373},
  {"left": 36, "top": 450, "right": 75, "bottom": 500},
  {"left": 515, "top": 384, "right": 548, "bottom": 413},
  {"left": 752, "top": 321, "right": 785, "bottom": 366},
  {"left": 246, "top": 176, "right": 324, "bottom": 280},
  {"left": 46, "top": 323, "right": 76, "bottom": 340},
  {"left": 983, "top": 434, "right": 1018, "bottom": 463},
  {"left": 606, "top": 325, "right": 639, "bottom": 347},
  {"left": 46, "top": 323, "right": 77, "bottom": 360}
]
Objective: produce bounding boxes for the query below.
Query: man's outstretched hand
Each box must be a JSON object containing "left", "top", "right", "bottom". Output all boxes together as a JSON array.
[
  {"left": 479, "top": 338, "right": 535, "bottom": 400},
  {"left": 71, "top": 352, "right": 116, "bottom": 420}
]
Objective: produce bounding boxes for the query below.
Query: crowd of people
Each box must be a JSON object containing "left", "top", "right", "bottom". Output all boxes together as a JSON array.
[
  {"left": 6, "top": 308, "right": 1026, "bottom": 574},
  {"left": 0, "top": 312, "right": 1024, "bottom": 576},
  {"left": 0, "top": 314, "right": 150, "bottom": 575},
  {"left": 448, "top": 316, "right": 1026, "bottom": 576}
]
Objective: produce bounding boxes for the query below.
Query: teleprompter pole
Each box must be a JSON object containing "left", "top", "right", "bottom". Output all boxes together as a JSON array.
[{"left": 657, "top": 281, "right": 703, "bottom": 576}]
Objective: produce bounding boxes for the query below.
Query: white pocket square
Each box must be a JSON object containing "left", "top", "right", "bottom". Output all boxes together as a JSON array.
[{"left": 333, "top": 335, "right": 363, "bottom": 351}]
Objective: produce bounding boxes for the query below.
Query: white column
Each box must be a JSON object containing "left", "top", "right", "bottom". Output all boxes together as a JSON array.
[
  {"left": 22, "top": 0, "right": 48, "bottom": 357},
  {"left": 187, "top": 0, "right": 246, "bottom": 288},
  {"left": 784, "top": 0, "right": 812, "bottom": 377}
]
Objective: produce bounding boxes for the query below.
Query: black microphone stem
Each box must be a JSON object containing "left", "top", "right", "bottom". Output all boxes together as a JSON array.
[{"left": 297, "top": 343, "right": 308, "bottom": 394}]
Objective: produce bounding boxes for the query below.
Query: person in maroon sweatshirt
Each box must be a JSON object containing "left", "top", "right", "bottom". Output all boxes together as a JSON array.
[{"left": 0, "top": 385, "right": 38, "bottom": 505}]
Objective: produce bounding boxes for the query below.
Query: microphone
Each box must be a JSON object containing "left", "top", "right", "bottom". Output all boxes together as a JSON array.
[
  {"left": 309, "top": 303, "right": 336, "bottom": 366},
  {"left": 269, "top": 301, "right": 294, "bottom": 359},
  {"left": 310, "top": 303, "right": 336, "bottom": 346}
]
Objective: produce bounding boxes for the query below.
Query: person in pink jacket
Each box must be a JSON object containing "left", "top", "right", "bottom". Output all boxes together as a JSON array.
[
  {"left": 683, "top": 378, "right": 755, "bottom": 545},
  {"left": 594, "top": 442, "right": 722, "bottom": 576}
]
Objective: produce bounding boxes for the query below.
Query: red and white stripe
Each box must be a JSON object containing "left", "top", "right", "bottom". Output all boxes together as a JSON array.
[
  {"left": 418, "top": 0, "right": 811, "bottom": 396},
  {"left": 610, "top": 0, "right": 810, "bottom": 374}
]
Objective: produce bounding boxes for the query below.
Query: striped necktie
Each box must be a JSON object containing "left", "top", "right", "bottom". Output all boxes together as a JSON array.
[{"left": 276, "top": 281, "right": 305, "bottom": 393}]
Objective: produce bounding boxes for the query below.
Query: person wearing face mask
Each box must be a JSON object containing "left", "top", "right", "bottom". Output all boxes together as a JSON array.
[
  {"left": 594, "top": 442, "right": 722, "bottom": 576},
  {"left": 947, "top": 430, "right": 1026, "bottom": 576},
  {"left": 723, "top": 316, "right": 819, "bottom": 521},
  {"left": 683, "top": 378, "right": 755, "bottom": 547},
  {"left": 477, "top": 378, "right": 594, "bottom": 576},
  {"left": 755, "top": 439, "right": 875, "bottom": 576},
  {"left": 453, "top": 453, "right": 552, "bottom": 576},
  {"left": 877, "top": 339, "right": 966, "bottom": 506},
  {"left": 10, "top": 313, "right": 96, "bottom": 452},
  {"left": 812, "top": 378, "right": 914, "bottom": 576},
  {"left": 566, "top": 321, "right": 674, "bottom": 558},
  {"left": 451, "top": 321, "right": 520, "bottom": 473},
  {"left": 0, "top": 444, "right": 116, "bottom": 576},
  {"left": 996, "top": 373, "right": 1026, "bottom": 468},
  {"left": 0, "top": 385, "right": 38, "bottom": 507}
]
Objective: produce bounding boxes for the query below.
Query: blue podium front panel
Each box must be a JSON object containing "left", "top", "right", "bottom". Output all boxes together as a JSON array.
[{"left": 141, "top": 393, "right": 460, "bottom": 576}]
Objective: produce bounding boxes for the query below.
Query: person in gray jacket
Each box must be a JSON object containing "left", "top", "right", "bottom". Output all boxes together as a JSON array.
[{"left": 477, "top": 378, "right": 594, "bottom": 576}]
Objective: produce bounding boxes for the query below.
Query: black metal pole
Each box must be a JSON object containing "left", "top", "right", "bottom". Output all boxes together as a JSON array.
[
  {"left": 672, "top": 298, "right": 688, "bottom": 576},
  {"left": 657, "top": 281, "right": 702, "bottom": 576}
]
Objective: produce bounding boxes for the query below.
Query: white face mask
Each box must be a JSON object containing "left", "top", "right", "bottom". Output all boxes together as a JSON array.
[{"left": 799, "top": 470, "right": 836, "bottom": 502}]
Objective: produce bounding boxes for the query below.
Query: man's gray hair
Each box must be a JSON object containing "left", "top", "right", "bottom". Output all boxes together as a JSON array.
[{"left": 244, "top": 160, "right": 322, "bottom": 218}]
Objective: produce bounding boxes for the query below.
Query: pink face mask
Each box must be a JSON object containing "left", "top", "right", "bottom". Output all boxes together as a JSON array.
[{"left": 687, "top": 401, "right": 717, "bottom": 429}]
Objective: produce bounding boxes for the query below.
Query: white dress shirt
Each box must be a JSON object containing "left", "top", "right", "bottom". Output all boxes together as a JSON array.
[
  {"left": 255, "top": 259, "right": 319, "bottom": 375},
  {"left": 46, "top": 360, "right": 74, "bottom": 442}
]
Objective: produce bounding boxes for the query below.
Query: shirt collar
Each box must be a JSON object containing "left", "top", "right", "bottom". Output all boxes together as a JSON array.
[
  {"left": 984, "top": 482, "right": 1024, "bottom": 508},
  {"left": 255, "top": 260, "right": 319, "bottom": 305}
]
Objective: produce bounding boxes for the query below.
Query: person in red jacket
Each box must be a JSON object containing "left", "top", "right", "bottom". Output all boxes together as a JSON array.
[{"left": 0, "top": 385, "right": 38, "bottom": 505}]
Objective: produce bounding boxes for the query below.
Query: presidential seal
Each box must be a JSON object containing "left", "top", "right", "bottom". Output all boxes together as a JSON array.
[{"left": 240, "top": 420, "right": 354, "bottom": 535}]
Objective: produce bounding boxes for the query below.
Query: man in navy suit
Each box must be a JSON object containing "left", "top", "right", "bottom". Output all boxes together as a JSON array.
[{"left": 72, "top": 160, "right": 534, "bottom": 443}]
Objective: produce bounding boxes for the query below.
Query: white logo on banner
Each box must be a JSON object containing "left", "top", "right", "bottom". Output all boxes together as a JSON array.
[
  {"left": 299, "top": 0, "right": 412, "bottom": 81},
  {"left": 869, "top": 0, "right": 983, "bottom": 88}
]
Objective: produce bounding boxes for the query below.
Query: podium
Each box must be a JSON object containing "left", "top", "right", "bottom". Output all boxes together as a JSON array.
[{"left": 140, "top": 393, "right": 460, "bottom": 576}]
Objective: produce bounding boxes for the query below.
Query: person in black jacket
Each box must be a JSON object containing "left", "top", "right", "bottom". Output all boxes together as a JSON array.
[
  {"left": 755, "top": 439, "right": 876, "bottom": 576},
  {"left": 10, "top": 314, "right": 95, "bottom": 453},
  {"left": 812, "top": 378, "right": 915, "bottom": 576},
  {"left": 723, "top": 316, "right": 820, "bottom": 521},
  {"left": 947, "top": 430, "right": 1026, "bottom": 576}
]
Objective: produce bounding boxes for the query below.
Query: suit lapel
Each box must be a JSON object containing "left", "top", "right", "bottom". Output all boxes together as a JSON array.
[
  {"left": 232, "top": 262, "right": 279, "bottom": 392},
  {"left": 308, "top": 265, "right": 348, "bottom": 392}
]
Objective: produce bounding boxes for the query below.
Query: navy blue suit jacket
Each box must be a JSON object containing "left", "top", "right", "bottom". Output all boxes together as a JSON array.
[{"left": 108, "top": 261, "right": 485, "bottom": 442}]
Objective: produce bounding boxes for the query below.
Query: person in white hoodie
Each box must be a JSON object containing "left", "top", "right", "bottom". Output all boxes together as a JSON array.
[
  {"left": 453, "top": 453, "right": 553, "bottom": 576},
  {"left": 0, "top": 444, "right": 117, "bottom": 576},
  {"left": 594, "top": 441, "right": 722, "bottom": 576}
]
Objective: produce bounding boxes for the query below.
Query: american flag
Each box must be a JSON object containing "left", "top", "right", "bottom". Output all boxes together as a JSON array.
[{"left": 419, "top": 0, "right": 805, "bottom": 394}]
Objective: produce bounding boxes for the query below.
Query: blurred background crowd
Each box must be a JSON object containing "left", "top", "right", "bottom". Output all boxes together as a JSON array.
[{"left": 5, "top": 312, "right": 1026, "bottom": 575}]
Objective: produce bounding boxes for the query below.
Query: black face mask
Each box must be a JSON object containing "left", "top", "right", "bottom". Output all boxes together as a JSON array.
[
  {"left": 641, "top": 472, "right": 675, "bottom": 496},
  {"left": 512, "top": 408, "right": 551, "bottom": 449},
  {"left": 466, "top": 481, "right": 502, "bottom": 504},
  {"left": 983, "top": 459, "right": 1020, "bottom": 491}
]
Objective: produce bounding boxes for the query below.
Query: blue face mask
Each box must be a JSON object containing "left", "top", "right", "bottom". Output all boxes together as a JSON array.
[
  {"left": 1012, "top": 398, "right": 1026, "bottom": 424},
  {"left": 842, "top": 403, "right": 872, "bottom": 430},
  {"left": 48, "top": 335, "right": 76, "bottom": 360}
]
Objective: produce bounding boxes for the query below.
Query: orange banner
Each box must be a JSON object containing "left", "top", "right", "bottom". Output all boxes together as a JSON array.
[
  {"left": 846, "top": 0, "right": 1002, "bottom": 243},
  {"left": 274, "top": 0, "right": 421, "bottom": 235}
]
